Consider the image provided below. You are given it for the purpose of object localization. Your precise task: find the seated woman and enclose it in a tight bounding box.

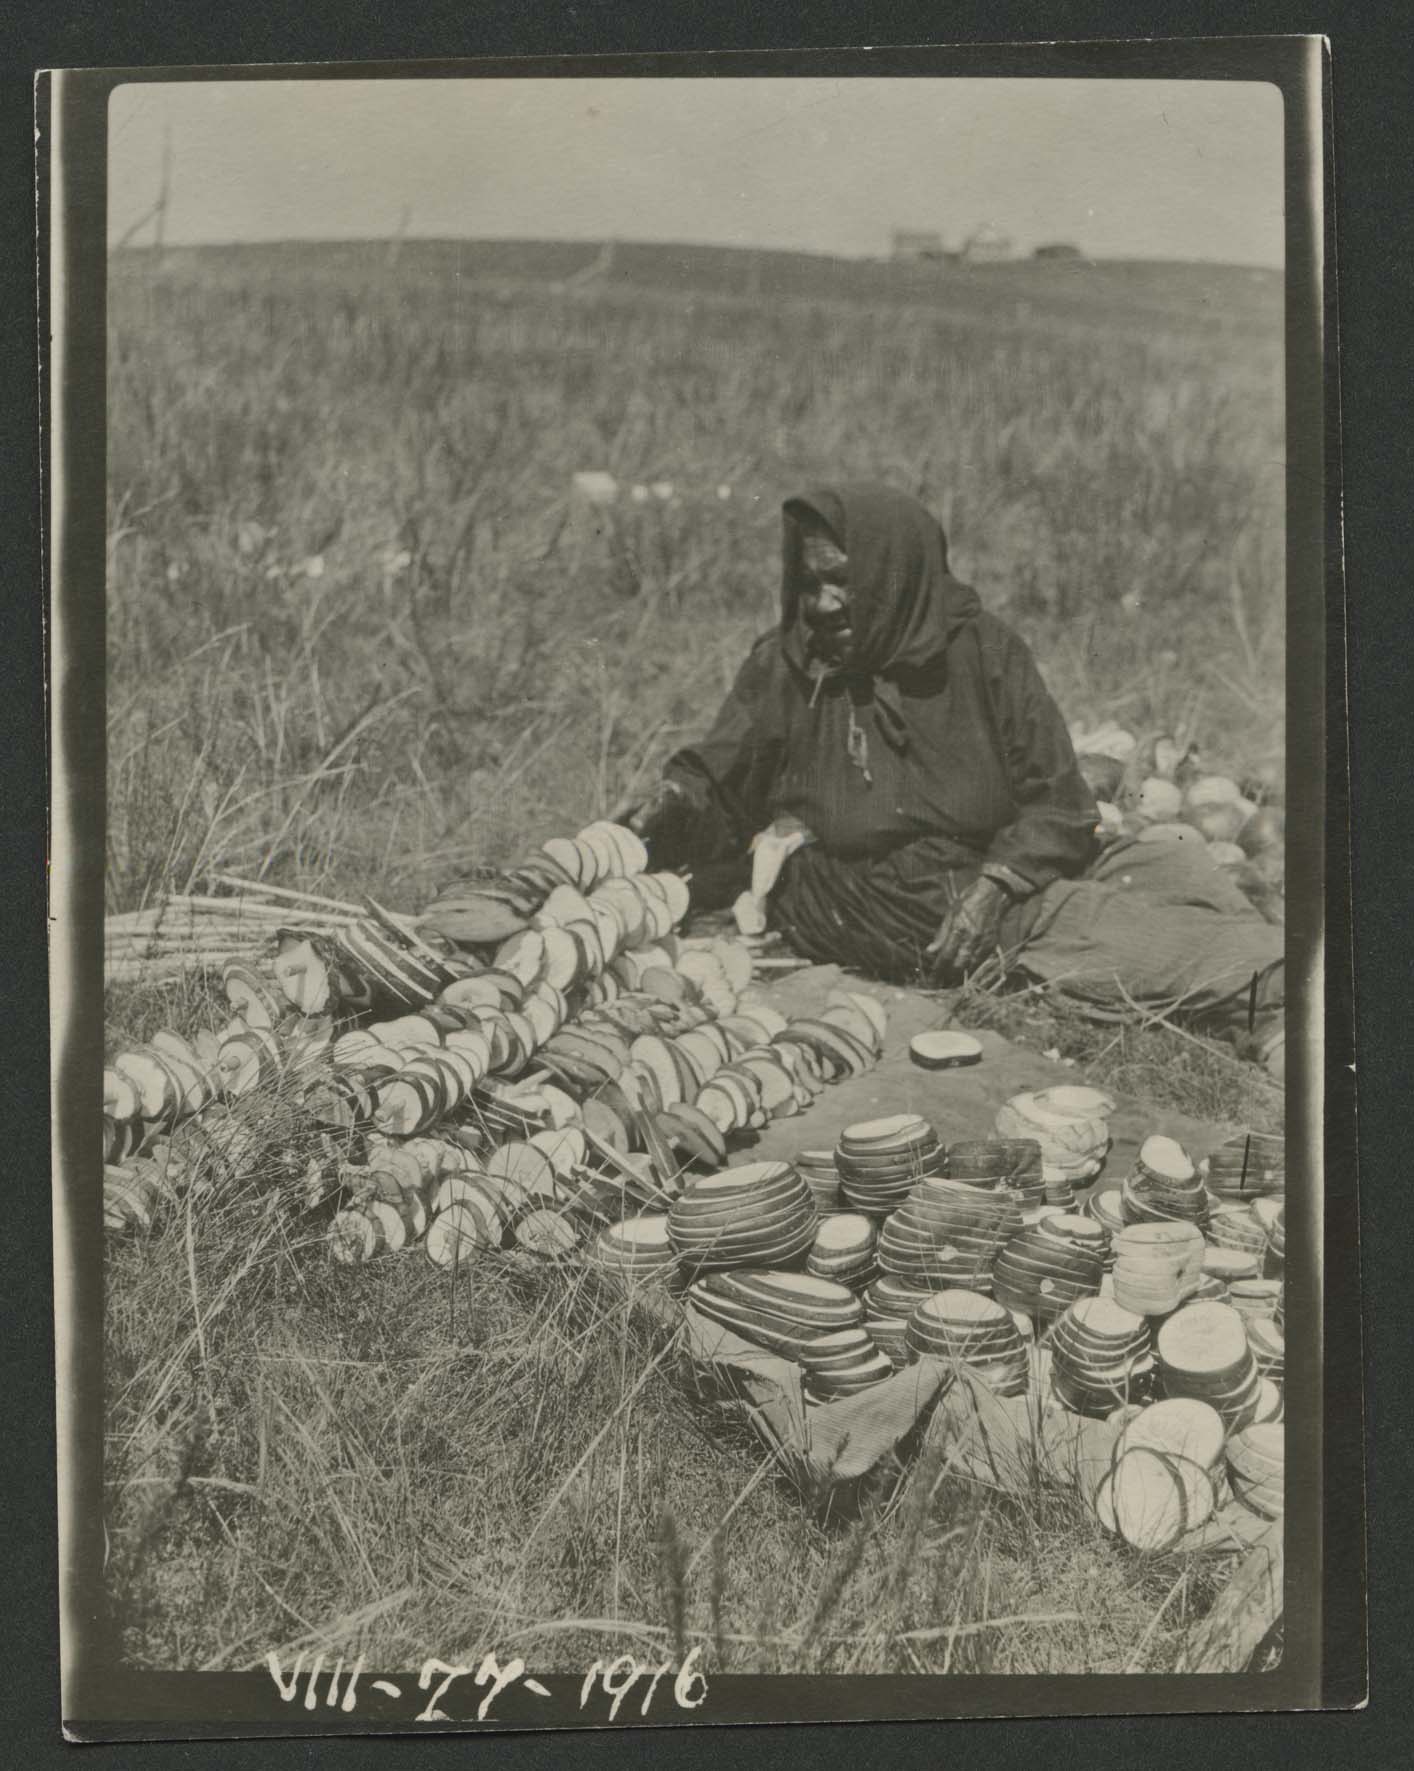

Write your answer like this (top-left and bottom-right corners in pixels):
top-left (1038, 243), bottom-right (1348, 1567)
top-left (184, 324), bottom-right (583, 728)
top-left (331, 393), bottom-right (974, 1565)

top-left (618, 484), bottom-right (1285, 1077)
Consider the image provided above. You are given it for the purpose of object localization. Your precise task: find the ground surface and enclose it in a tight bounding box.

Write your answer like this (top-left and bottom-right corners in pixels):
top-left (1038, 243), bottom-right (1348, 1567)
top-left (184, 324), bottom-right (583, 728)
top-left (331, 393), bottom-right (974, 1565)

top-left (747, 965), bottom-right (1233, 1176)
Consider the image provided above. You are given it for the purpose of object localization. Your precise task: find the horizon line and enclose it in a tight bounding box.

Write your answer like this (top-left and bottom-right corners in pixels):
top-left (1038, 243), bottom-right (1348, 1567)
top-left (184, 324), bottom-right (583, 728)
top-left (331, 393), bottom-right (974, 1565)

top-left (105, 233), bottom-right (1285, 273)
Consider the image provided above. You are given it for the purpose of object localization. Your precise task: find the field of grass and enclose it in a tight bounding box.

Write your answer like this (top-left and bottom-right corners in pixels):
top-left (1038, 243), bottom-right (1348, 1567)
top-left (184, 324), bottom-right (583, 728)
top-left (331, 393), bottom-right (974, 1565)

top-left (101, 239), bottom-right (1285, 1677)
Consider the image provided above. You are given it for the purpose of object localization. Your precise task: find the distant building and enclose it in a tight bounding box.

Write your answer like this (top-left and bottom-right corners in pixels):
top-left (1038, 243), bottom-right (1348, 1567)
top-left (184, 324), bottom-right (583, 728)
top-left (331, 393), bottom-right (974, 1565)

top-left (960, 224), bottom-right (1014, 264)
top-left (1033, 241), bottom-right (1084, 261)
top-left (891, 229), bottom-right (946, 262)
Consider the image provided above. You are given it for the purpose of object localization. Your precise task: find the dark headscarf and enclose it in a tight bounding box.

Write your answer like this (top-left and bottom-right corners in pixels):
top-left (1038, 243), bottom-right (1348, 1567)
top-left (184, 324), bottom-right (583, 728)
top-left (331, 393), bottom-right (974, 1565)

top-left (780, 484), bottom-right (981, 768)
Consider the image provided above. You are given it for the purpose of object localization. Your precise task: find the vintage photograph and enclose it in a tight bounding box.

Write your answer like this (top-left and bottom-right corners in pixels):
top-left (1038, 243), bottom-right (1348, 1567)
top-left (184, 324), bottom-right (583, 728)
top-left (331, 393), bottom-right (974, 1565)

top-left (50, 48), bottom-right (1337, 1730)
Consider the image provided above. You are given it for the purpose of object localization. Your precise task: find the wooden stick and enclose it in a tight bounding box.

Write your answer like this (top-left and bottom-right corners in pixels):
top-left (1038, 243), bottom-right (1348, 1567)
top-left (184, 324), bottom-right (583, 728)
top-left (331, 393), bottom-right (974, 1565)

top-left (208, 872), bottom-right (365, 916)
top-left (105, 933), bottom-right (257, 950)
top-left (105, 909), bottom-right (264, 930)
top-left (164, 895), bottom-right (352, 924)
top-left (106, 921), bottom-right (267, 940)
top-left (153, 898), bottom-right (294, 919)
top-left (107, 904), bottom-right (349, 935)
top-left (105, 942), bottom-right (269, 956)
top-left (105, 915), bottom-right (265, 934)
top-left (104, 958), bottom-right (243, 980)
top-left (105, 926), bottom-right (260, 943)
top-left (106, 942), bottom-right (253, 956)
top-left (105, 944), bottom-right (265, 959)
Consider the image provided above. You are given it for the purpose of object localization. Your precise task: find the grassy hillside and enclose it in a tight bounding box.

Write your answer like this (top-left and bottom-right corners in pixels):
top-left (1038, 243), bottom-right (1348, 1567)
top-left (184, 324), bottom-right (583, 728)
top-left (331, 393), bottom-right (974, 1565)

top-left (126, 238), bottom-right (1283, 339)
top-left (101, 238), bottom-right (1285, 1676)
top-left (106, 238), bottom-right (1283, 917)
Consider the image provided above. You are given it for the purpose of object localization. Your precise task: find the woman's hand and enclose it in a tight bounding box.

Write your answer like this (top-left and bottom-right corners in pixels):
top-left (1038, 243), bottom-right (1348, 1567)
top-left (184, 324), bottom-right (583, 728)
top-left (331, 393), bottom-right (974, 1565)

top-left (926, 875), bottom-right (1009, 976)
top-left (608, 778), bottom-right (686, 839)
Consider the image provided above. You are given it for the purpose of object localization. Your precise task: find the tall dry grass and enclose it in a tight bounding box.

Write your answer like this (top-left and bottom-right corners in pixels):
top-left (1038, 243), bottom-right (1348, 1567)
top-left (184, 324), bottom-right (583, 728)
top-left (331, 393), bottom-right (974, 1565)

top-left (106, 244), bottom-right (1283, 917)
top-left (102, 241), bottom-right (1285, 1674)
top-left (104, 1126), bottom-right (1235, 1675)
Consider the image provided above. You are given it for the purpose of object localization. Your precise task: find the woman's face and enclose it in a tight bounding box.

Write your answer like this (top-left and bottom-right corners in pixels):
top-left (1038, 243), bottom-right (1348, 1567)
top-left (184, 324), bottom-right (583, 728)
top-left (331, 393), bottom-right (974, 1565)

top-left (798, 528), bottom-right (854, 664)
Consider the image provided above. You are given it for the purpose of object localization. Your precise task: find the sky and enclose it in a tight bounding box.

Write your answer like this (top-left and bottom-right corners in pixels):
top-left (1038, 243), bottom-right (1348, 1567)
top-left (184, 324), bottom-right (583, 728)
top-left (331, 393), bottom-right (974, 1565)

top-left (108, 76), bottom-right (1285, 267)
